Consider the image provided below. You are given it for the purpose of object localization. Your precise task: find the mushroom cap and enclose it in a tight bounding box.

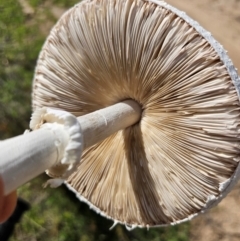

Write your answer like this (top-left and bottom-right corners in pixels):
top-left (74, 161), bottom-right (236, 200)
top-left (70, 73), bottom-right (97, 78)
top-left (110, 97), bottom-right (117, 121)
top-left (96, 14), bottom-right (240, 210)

top-left (32, 0), bottom-right (240, 228)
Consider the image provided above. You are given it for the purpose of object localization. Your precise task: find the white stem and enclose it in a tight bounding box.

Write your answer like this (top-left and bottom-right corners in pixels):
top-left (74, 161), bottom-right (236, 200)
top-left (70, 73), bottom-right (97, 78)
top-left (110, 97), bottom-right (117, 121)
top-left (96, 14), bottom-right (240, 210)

top-left (0, 100), bottom-right (141, 195)
top-left (0, 127), bottom-right (68, 195)
top-left (79, 99), bottom-right (141, 149)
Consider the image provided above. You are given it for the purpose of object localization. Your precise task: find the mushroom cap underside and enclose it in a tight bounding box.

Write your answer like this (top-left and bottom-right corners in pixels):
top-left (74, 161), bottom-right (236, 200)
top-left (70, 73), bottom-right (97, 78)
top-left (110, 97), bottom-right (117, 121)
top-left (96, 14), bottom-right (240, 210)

top-left (32, 0), bottom-right (240, 227)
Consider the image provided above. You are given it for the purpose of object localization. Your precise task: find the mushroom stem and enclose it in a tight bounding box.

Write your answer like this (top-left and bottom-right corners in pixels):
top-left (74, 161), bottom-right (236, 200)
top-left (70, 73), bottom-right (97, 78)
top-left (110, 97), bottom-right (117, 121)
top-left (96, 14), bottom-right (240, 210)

top-left (0, 128), bottom-right (69, 195)
top-left (79, 99), bottom-right (142, 149)
top-left (0, 100), bottom-right (141, 195)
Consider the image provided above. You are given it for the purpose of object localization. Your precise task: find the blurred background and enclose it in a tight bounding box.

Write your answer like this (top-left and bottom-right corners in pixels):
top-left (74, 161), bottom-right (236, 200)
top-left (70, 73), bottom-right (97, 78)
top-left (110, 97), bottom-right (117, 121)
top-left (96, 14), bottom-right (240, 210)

top-left (0, 0), bottom-right (240, 240)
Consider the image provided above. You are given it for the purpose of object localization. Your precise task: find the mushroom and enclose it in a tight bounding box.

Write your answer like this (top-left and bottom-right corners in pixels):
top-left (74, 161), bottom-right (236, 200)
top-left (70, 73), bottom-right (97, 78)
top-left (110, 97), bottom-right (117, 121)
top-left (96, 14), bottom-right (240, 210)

top-left (1, 0), bottom-right (240, 228)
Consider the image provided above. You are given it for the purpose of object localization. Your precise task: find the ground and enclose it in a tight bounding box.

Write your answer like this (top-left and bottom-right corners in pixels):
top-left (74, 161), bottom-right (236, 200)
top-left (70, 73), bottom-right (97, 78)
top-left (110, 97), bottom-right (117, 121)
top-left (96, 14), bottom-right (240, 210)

top-left (166, 0), bottom-right (240, 240)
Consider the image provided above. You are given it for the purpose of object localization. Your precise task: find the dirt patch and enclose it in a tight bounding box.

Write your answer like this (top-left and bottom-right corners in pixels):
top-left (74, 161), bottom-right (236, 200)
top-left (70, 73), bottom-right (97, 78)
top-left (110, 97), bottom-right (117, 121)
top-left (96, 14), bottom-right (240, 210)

top-left (18, 0), bottom-right (35, 16)
top-left (190, 182), bottom-right (240, 241)
top-left (18, 0), bottom-right (67, 35)
top-left (167, 0), bottom-right (240, 71)
top-left (166, 0), bottom-right (240, 240)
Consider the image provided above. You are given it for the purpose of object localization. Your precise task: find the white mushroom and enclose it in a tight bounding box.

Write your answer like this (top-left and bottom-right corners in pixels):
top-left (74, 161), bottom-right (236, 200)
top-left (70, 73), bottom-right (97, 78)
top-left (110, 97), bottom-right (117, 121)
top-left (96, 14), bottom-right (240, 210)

top-left (0, 0), bottom-right (240, 228)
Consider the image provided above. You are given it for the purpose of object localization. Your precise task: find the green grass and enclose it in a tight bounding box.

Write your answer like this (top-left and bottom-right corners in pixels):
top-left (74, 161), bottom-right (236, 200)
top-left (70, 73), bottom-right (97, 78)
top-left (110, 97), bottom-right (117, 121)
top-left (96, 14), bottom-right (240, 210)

top-left (0, 0), bottom-right (45, 138)
top-left (28, 0), bottom-right (46, 8)
top-left (1, 0), bottom-right (191, 240)
top-left (11, 175), bottom-right (190, 241)
top-left (52, 0), bottom-right (80, 8)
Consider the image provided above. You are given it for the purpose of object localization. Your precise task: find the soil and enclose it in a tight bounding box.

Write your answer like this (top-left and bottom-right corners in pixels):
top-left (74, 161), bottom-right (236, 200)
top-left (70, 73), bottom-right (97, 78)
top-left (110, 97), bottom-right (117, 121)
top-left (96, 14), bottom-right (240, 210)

top-left (166, 0), bottom-right (240, 240)
top-left (167, 0), bottom-right (240, 71)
